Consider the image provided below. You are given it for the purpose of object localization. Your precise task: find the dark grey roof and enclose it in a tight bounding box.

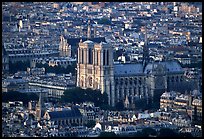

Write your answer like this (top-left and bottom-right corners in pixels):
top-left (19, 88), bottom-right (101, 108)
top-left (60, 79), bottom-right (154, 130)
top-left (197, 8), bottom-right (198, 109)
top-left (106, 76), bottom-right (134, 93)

top-left (114, 61), bottom-right (183, 76)
top-left (114, 63), bottom-right (143, 75)
top-left (48, 107), bottom-right (82, 119)
top-left (64, 37), bottom-right (106, 47)
top-left (144, 61), bottom-right (183, 74)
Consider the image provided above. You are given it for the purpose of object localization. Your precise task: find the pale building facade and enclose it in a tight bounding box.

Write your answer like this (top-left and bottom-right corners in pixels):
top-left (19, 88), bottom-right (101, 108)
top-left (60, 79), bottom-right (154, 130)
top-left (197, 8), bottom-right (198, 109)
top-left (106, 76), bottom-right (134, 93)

top-left (59, 35), bottom-right (71, 57)
top-left (77, 40), bottom-right (115, 106)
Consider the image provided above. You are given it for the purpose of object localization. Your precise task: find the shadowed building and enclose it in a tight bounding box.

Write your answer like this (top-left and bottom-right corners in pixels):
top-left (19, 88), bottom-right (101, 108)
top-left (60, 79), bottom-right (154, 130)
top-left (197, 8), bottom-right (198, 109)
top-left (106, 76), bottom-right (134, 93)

top-left (43, 106), bottom-right (84, 126)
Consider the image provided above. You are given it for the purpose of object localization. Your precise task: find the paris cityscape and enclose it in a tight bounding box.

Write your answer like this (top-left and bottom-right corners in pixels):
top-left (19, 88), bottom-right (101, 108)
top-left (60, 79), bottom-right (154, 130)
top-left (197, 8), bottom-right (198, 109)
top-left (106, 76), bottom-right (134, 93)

top-left (2, 2), bottom-right (202, 137)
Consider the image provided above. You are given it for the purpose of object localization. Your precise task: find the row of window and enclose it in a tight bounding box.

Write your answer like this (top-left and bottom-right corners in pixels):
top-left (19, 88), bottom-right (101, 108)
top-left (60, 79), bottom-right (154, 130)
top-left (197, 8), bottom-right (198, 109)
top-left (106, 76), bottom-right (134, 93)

top-left (115, 76), bottom-right (184, 85)
top-left (9, 54), bottom-right (49, 58)
top-left (8, 50), bottom-right (31, 54)
top-left (79, 48), bottom-right (110, 66)
top-left (53, 118), bottom-right (83, 125)
top-left (115, 87), bottom-right (148, 100)
top-left (49, 61), bottom-right (73, 65)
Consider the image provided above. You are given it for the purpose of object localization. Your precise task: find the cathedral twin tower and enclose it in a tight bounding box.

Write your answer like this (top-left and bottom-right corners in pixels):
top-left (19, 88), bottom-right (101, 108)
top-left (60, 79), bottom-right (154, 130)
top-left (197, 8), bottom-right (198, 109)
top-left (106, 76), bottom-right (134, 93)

top-left (76, 40), bottom-right (115, 106)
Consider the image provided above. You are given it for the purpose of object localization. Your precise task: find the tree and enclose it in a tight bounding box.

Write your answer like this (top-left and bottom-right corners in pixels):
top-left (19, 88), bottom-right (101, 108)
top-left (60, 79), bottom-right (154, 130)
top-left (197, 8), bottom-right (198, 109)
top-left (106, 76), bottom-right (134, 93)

top-left (9, 60), bottom-right (30, 74)
top-left (113, 49), bottom-right (125, 61)
top-left (2, 91), bottom-right (39, 106)
top-left (141, 127), bottom-right (157, 137)
top-left (115, 101), bottom-right (124, 111)
top-left (61, 87), bottom-right (109, 108)
top-left (85, 120), bottom-right (96, 128)
top-left (36, 62), bottom-right (77, 75)
top-left (159, 128), bottom-right (179, 137)
top-left (99, 132), bottom-right (118, 137)
top-left (98, 18), bottom-right (111, 25)
top-left (133, 131), bottom-right (144, 137)
top-left (179, 132), bottom-right (193, 137)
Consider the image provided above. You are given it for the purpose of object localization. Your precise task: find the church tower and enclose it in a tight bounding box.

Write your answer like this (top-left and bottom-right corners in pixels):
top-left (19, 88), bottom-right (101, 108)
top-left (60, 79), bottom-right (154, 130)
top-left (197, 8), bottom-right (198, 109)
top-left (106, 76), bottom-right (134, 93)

top-left (59, 35), bottom-right (71, 57)
top-left (77, 40), bottom-right (115, 106)
top-left (35, 92), bottom-right (42, 121)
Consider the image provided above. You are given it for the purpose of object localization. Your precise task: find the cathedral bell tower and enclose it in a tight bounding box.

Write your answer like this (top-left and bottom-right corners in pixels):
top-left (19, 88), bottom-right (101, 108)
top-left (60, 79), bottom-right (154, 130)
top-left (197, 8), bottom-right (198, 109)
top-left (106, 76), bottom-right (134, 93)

top-left (77, 40), bottom-right (115, 106)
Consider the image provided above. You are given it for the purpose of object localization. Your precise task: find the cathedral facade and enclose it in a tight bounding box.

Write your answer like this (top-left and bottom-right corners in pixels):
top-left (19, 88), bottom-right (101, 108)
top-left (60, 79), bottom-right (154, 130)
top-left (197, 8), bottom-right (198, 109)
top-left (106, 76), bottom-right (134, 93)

top-left (76, 40), bottom-right (115, 106)
top-left (77, 40), bottom-right (186, 108)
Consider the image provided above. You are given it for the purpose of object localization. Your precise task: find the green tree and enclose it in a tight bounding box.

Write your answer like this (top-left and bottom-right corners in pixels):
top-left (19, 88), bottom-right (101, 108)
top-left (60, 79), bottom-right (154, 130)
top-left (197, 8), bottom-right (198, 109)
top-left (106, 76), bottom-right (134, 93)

top-left (61, 87), bottom-right (109, 108)
top-left (36, 62), bottom-right (77, 75)
top-left (115, 101), bottom-right (124, 111)
top-left (85, 120), bottom-right (96, 128)
top-left (98, 18), bottom-right (111, 25)
top-left (159, 128), bottom-right (179, 137)
top-left (9, 60), bottom-right (30, 74)
top-left (2, 91), bottom-right (39, 106)
top-left (133, 131), bottom-right (144, 137)
top-left (99, 132), bottom-right (118, 137)
top-left (179, 132), bottom-right (193, 137)
top-left (141, 127), bottom-right (157, 137)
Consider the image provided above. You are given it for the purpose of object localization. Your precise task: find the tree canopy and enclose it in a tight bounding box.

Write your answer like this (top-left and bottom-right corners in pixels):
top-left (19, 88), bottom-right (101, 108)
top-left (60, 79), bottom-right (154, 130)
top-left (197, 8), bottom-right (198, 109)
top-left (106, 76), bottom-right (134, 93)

top-left (61, 87), bottom-right (108, 108)
top-left (98, 18), bottom-right (111, 25)
top-left (158, 128), bottom-right (179, 137)
top-left (36, 62), bottom-right (76, 75)
top-left (133, 127), bottom-right (157, 137)
top-left (2, 91), bottom-right (39, 106)
top-left (9, 60), bottom-right (30, 74)
top-left (99, 132), bottom-right (118, 137)
top-left (132, 127), bottom-right (192, 137)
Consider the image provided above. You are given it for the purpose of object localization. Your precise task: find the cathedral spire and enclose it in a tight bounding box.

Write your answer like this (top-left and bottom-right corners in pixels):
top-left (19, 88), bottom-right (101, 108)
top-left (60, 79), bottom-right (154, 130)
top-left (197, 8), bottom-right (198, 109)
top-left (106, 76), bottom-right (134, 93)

top-left (143, 24), bottom-right (149, 71)
top-left (124, 95), bottom-right (130, 108)
top-left (36, 92), bottom-right (41, 121)
top-left (87, 20), bottom-right (91, 38)
top-left (145, 24), bottom-right (147, 46)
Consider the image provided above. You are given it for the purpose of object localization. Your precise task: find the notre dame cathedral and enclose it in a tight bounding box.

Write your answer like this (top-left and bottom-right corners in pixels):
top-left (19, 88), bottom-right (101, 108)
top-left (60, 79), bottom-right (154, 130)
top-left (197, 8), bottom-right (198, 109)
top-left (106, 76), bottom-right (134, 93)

top-left (76, 21), bottom-right (189, 109)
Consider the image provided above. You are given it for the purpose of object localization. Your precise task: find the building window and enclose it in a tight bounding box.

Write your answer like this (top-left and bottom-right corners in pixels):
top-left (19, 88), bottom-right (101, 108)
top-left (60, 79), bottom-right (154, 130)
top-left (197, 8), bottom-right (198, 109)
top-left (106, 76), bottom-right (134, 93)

top-left (81, 49), bottom-right (84, 64)
top-left (172, 76), bottom-right (174, 82)
top-left (96, 50), bottom-right (99, 65)
top-left (81, 80), bottom-right (84, 87)
top-left (88, 48), bottom-right (93, 64)
top-left (103, 50), bottom-right (106, 65)
top-left (115, 79), bottom-right (118, 85)
top-left (107, 50), bottom-right (109, 65)
top-left (120, 78), bottom-right (123, 85)
top-left (98, 51), bottom-right (100, 65)
top-left (125, 78), bottom-right (128, 85)
top-left (134, 78), bottom-right (137, 85)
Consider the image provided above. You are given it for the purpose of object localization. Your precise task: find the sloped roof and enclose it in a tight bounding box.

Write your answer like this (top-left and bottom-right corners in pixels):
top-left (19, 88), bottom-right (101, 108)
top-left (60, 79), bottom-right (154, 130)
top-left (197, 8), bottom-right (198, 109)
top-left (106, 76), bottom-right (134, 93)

top-left (114, 63), bottom-right (143, 75)
top-left (64, 37), bottom-right (106, 47)
top-left (164, 46), bottom-right (189, 52)
top-left (48, 107), bottom-right (82, 119)
top-left (161, 61), bottom-right (183, 72)
top-left (144, 61), bottom-right (183, 73)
